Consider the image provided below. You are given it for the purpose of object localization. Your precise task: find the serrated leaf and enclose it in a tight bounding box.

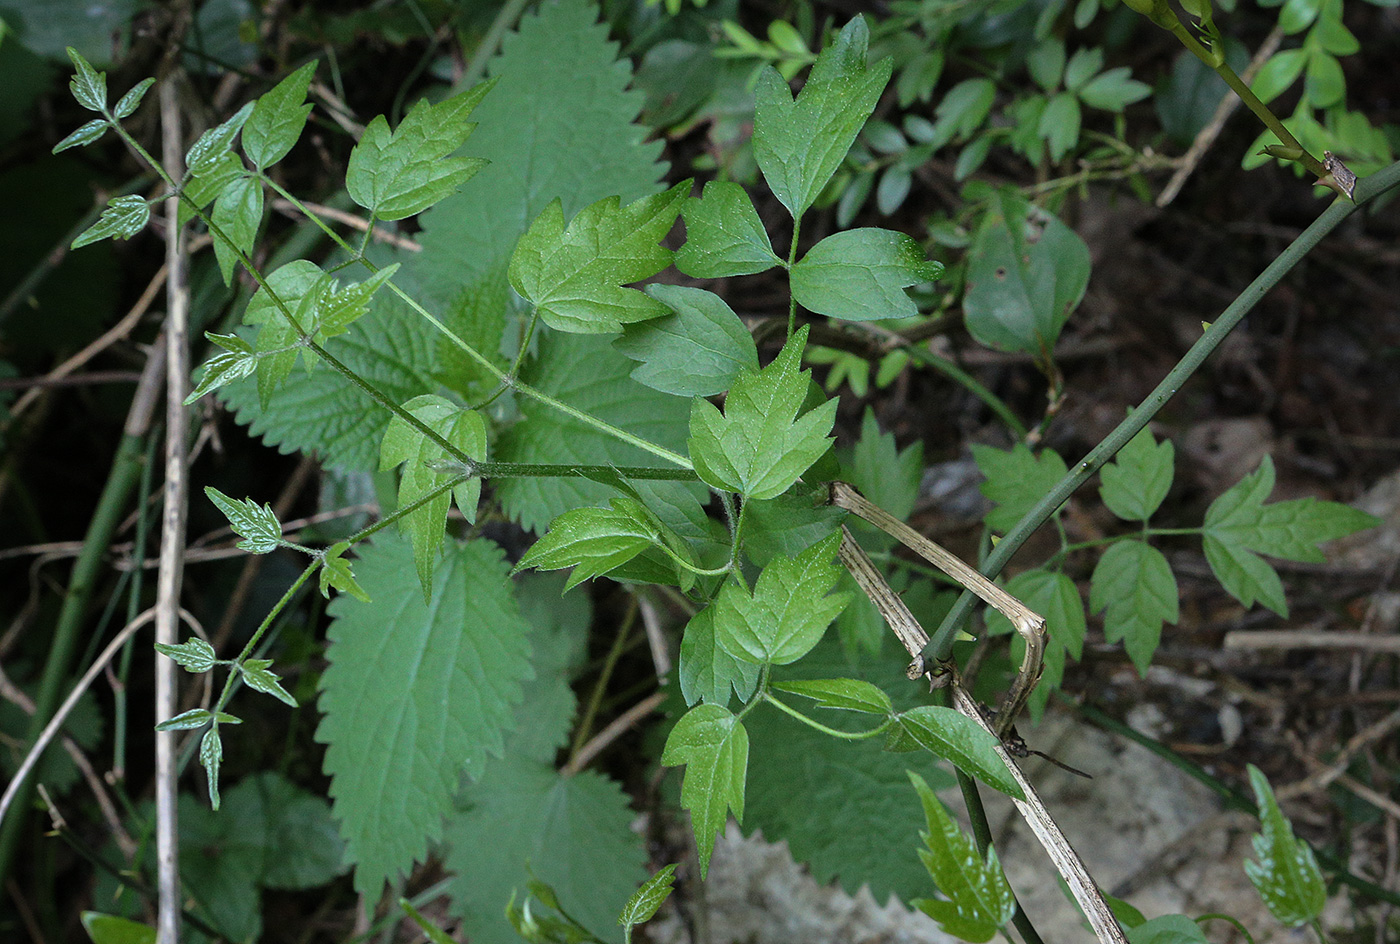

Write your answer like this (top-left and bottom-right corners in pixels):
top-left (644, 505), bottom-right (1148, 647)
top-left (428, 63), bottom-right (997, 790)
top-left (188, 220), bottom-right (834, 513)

top-left (205, 486), bottom-right (283, 553)
top-left (201, 725), bottom-right (224, 809)
top-left (909, 771), bottom-right (1015, 942)
top-left (346, 81), bottom-right (493, 220)
top-left (154, 638), bottom-right (218, 673)
top-left (53, 118), bottom-right (109, 153)
top-left (186, 345), bottom-right (258, 404)
top-left (239, 659), bottom-right (297, 707)
top-left (674, 180), bottom-right (781, 278)
top-left (1244, 764), bottom-right (1326, 927)
top-left (155, 708), bottom-right (216, 732)
top-left (317, 535), bottom-right (531, 897)
top-left (661, 703), bottom-right (749, 878)
top-left (1039, 91), bottom-right (1081, 162)
top-left (178, 151), bottom-right (245, 228)
top-left (1203, 456), bottom-right (1377, 616)
top-left (243, 60), bottom-right (317, 169)
top-left (963, 189), bottom-right (1090, 359)
top-left (1090, 540), bottom-right (1178, 675)
top-left (753, 17), bottom-right (893, 219)
top-left (72, 195), bottom-right (150, 249)
top-left (714, 532), bottom-right (849, 665)
top-left (1100, 425), bottom-right (1174, 521)
top-left (211, 174), bottom-right (262, 285)
top-left (380, 395), bottom-right (486, 598)
top-left (65, 47), bottom-right (106, 111)
top-left (679, 606), bottom-right (762, 707)
top-left (772, 678), bottom-right (893, 714)
top-left (186, 102), bottom-right (254, 177)
top-left (847, 408), bottom-right (923, 524)
top-left (515, 498), bottom-right (674, 591)
top-left (971, 443), bottom-right (1068, 532)
top-left (615, 285), bottom-right (759, 397)
top-left (790, 228), bottom-right (944, 322)
top-left (619, 864), bottom-right (677, 938)
top-left (689, 325), bottom-right (836, 499)
top-left (896, 707), bottom-right (1024, 800)
top-left (508, 181), bottom-right (688, 333)
top-left (113, 77), bottom-right (155, 120)
top-left (319, 543), bottom-right (371, 602)
top-left (444, 756), bottom-right (647, 944)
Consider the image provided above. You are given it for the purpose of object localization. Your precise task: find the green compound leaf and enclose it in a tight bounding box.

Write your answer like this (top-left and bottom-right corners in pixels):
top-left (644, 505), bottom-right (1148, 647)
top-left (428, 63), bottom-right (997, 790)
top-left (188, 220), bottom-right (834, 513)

top-left (971, 443), bottom-right (1068, 533)
top-left (847, 408), bottom-right (923, 525)
top-left (674, 180), bottom-right (781, 278)
top-left (1090, 540), bottom-right (1178, 676)
top-left (895, 706), bottom-right (1024, 800)
top-left (239, 659), bottom-right (297, 708)
top-left (752, 16), bottom-right (892, 220)
top-left (346, 80), bottom-right (493, 221)
top-left (985, 568), bottom-right (1085, 721)
top-left (678, 606), bottom-right (762, 708)
top-left (211, 174), bottom-right (262, 285)
top-left (772, 677), bottom-right (893, 714)
top-left (615, 285), bottom-right (759, 397)
top-left (64, 47), bottom-right (106, 111)
top-left (154, 638), bottom-right (218, 674)
top-left (1077, 67), bottom-right (1151, 111)
top-left (963, 188), bottom-right (1090, 359)
top-left (515, 495), bottom-right (695, 592)
top-left (909, 771), bottom-right (1015, 942)
top-left (444, 757), bottom-right (646, 944)
top-left (1244, 764), bottom-right (1326, 927)
top-left (379, 395), bottom-right (487, 599)
top-left (661, 703), bottom-right (749, 879)
top-left (242, 60), bottom-right (317, 170)
top-left (1203, 456), bottom-right (1377, 616)
top-left (317, 535), bottom-right (531, 897)
top-left (713, 532), bottom-right (850, 665)
top-left (72, 194), bottom-right (149, 249)
top-left (508, 181), bottom-right (689, 333)
top-left (688, 325), bottom-right (836, 500)
top-left (1100, 425), bottom-right (1175, 522)
top-left (619, 864), bottom-right (678, 943)
top-left (53, 117), bottom-right (109, 153)
top-left (204, 486), bottom-right (282, 554)
top-left (790, 228), bottom-right (944, 322)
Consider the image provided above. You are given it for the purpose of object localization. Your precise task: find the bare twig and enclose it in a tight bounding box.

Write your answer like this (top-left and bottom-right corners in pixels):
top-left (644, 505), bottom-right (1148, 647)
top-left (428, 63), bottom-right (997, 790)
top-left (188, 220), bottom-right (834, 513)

top-left (270, 198), bottom-right (421, 251)
top-left (1223, 630), bottom-right (1400, 653)
top-left (561, 692), bottom-right (667, 776)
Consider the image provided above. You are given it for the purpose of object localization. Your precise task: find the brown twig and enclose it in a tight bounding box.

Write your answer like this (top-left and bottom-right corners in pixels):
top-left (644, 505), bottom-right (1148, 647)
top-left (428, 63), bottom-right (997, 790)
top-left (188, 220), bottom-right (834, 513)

top-left (560, 692), bottom-right (668, 776)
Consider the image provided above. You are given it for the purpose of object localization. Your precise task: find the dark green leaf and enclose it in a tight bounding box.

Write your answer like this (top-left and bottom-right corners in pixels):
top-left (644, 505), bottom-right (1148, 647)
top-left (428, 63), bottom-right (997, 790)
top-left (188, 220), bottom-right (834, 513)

top-left (790, 228), bottom-right (943, 321)
top-left (615, 285), bottom-right (759, 397)
top-left (72, 195), bottom-right (149, 249)
top-left (65, 46), bottom-right (105, 111)
top-left (714, 532), bottom-right (849, 665)
top-left (154, 638), bottom-right (218, 673)
top-left (971, 443), bottom-right (1068, 533)
top-left (618, 864), bottom-right (678, 938)
top-left (205, 486), bottom-right (282, 553)
top-left (239, 659), bottom-right (297, 707)
top-left (112, 77), bottom-right (155, 120)
top-left (896, 706), bottom-right (1024, 800)
top-left (846, 408), bottom-right (923, 524)
top-left (1244, 764), bottom-right (1326, 926)
top-left (243, 60), bottom-right (317, 169)
top-left (211, 174), bottom-right (262, 285)
top-left (675, 180), bottom-right (781, 278)
top-left (1100, 425), bottom-right (1174, 522)
top-left (516, 496), bottom-right (693, 591)
top-left (661, 703), bottom-right (749, 878)
top-left (186, 102), bottom-right (254, 177)
top-left (53, 118), bottom-right (109, 153)
top-left (201, 725), bottom-right (224, 809)
top-left (1090, 540), bottom-right (1178, 675)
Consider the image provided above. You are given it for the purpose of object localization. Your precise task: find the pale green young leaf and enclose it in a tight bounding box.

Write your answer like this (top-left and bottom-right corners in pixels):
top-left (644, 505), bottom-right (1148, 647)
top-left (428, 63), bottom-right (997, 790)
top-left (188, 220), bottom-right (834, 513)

top-left (211, 174), bottom-right (262, 285)
top-left (714, 532), bottom-right (850, 665)
top-left (72, 195), bottom-right (150, 249)
top-left (65, 47), bottom-right (106, 111)
top-left (346, 81), bottom-right (493, 220)
top-left (985, 569), bottom-right (1084, 720)
top-left (508, 180), bottom-right (689, 333)
top-left (772, 678), bottom-right (893, 714)
top-left (205, 486), bottom-right (282, 553)
top-left (615, 285), bottom-right (759, 397)
top-left (661, 703), bottom-right (749, 878)
top-left (315, 263), bottom-right (401, 339)
top-left (1203, 456), bottom-right (1377, 616)
top-left (53, 118), bottom-right (109, 153)
top-left (1090, 540), bottom-right (1178, 675)
top-left (113, 77), bottom-right (156, 120)
top-left (379, 395), bottom-right (487, 598)
top-left (201, 725), bottom-right (224, 809)
top-left (154, 638), bottom-right (218, 674)
top-left (909, 771), bottom-right (1015, 942)
top-left (155, 708), bottom-right (216, 732)
top-left (1100, 425), bottom-right (1174, 522)
top-left (186, 346), bottom-right (258, 404)
top-left (971, 443), bottom-right (1068, 532)
top-left (619, 864), bottom-right (678, 942)
top-left (896, 707), bottom-right (1024, 800)
top-left (319, 543), bottom-right (371, 602)
top-left (242, 60), bottom-right (317, 170)
top-left (515, 500), bottom-right (664, 591)
top-left (679, 606), bottom-right (762, 707)
top-left (317, 535), bottom-right (531, 897)
top-left (1077, 67), bottom-right (1151, 111)
top-left (186, 101), bottom-right (254, 177)
top-left (239, 659), bottom-right (297, 707)
top-left (674, 180), bottom-right (782, 278)
top-left (1039, 91), bottom-right (1081, 162)
top-left (752, 16), bottom-right (893, 219)
top-left (688, 325), bottom-right (837, 499)
top-left (1064, 47), bottom-right (1104, 91)
top-left (790, 228), bottom-right (944, 321)
top-left (1244, 764), bottom-right (1326, 926)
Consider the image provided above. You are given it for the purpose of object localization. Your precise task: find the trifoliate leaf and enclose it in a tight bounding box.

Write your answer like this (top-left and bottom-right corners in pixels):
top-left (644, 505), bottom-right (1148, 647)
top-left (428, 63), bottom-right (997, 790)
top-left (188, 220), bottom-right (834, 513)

top-left (1203, 456), bottom-right (1377, 616)
top-left (239, 659), bottom-right (297, 707)
top-left (154, 638), bottom-right (218, 674)
top-left (679, 606), bottom-right (762, 707)
top-left (909, 771), bottom-right (1015, 942)
top-left (619, 864), bottom-right (678, 941)
top-left (72, 195), bottom-right (149, 249)
top-left (713, 532), bottom-right (849, 665)
top-left (316, 535), bottom-right (531, 897)
top-left (515, 495), bottom-right (695, 592)
top-left (689, 325), bottom-right (836, 499)
top-left (319, 543), bottom-right (371, 602)
top-left (508, 182), bottom-right (688, 333)
top-left (380, 395), bottom-right (486, 598)
top-left (674, 180), bottom-right (781, 278)
top-left (1090, 540), bottom-right (1178, 675)
top-left (204, 486), bottom-right (282, 554)
top-left (971, 443), bottom-right (1068, 533)
top-left (615, 285), bottom-right (759, 397)
top-left (1244, 764), bottom-right (1326, 927)
top-left (772, 678), bottom-right (893, 714)
top-left (242, 60), bottom-right (317, 170)
top-left (752, 17), bottom-right (892, 219)
top-left (790, 228), bottom-right (943, 321)
top-left (1100, 425), bottom-right (1174, 522)
top-left (895, 706), bottom-right (1023, 800)
top-left (346, 81), bottom-right (493, 221)
top-left (661, 703), bottom-right (749, 878)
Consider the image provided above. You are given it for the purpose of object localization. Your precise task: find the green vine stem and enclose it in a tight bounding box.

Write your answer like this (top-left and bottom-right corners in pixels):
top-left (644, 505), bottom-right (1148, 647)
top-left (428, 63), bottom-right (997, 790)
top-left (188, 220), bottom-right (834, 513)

top-left (922, 158), bottom-right (1400, 666)
top-left (761, 693), bottom-right (891, 740)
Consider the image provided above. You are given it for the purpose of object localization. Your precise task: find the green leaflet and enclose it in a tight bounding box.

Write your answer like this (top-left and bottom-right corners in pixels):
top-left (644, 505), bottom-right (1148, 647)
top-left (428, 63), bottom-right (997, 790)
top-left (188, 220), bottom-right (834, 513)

top-left (316, 535), bottom-right (531, 897)
top-left (752, 16), bottom-right (893, 219)
top-left (1203, 456), bottom-right (1377, 615)
top-left (210, 173), bottom-right (262, 285)
top-left (846, 408), bottom-right (923, 526)
top-left (971, 442), bottom-right (1068, 532)
top-left (790, 228), bottom-right (944, 321)
top-left (1100, 425), bottom-right (1175, 522)
top-left (984, 568), bottom-right (1085, 720)
top-left (772, 678), bottom-right (893, 714)
top-left (661, 703), bottom-right (749, 878)
top-left (674, 180), bottom-right (781, 278)
top-left (508, 182), bottom-right (690, 333)
top-left (1091, 540), bottom-right (1178, 675)
top-left (514, 495), bottom-right (697, 592)
top-left (204, 485), bottom-right (282, 554)
top-left (619, 865), bottom-right (678, 944)
top-left (242, 60), bottom-right (317, 170)
top-left (1244, 765), bottom-right (1326, 927)
top-left (688, 325), bottom-right (837, 500)
top-left (615, 284), bottom-right (759, 397)
top-left (894, 707), bottom-right (1023, 800)
top-left (678, 606), bottom-right (762, 707)
top-left (1125, 914), bottom-right (1210, 944)
top-left (909, 772), bottom-right (1015, 942)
